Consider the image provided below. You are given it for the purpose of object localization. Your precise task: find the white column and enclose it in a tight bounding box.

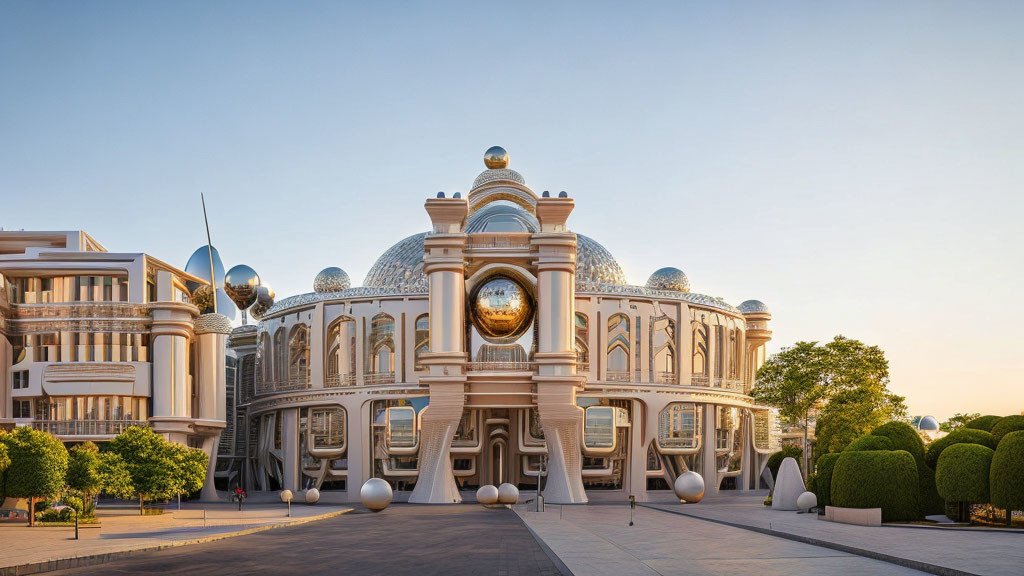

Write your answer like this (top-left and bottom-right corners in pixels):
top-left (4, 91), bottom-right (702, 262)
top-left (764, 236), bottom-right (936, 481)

top-left (281, 408), bottom-right (300, 492)
top-left (702, 403), bottom-right (719, 497)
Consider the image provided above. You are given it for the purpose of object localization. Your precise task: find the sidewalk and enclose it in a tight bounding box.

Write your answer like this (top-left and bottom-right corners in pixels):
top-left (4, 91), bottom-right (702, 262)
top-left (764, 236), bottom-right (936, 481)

top-left (0, 502), bottom-right (351, 575)
top-left (643, 494), bottom-right (1024, 576)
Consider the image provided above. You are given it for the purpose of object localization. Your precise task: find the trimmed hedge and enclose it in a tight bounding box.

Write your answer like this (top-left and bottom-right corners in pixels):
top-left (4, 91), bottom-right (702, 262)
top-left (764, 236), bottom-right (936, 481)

top-left (965, 415), bottom-right (1002, 432)
top-left (831, 450), bottom-right (919, 522)
top-left (925, 428), bottom-right (996, 469)
top-left (767, 445), bottom-right (802, 481)
top-left (814, 453), bottom-right (841, 508)
top-left (871, 421), bottom-right (926, 467)
top-left (990, 415), bottom-right (1024, 445)
top-left (991, 430), bottom-right (1024, 512)
top-left (936, 443), bottom-right (994, 504)
top-left (918, 461), bottom-right (946, 516)
top-left (845, 435), bottom-right (894, 452)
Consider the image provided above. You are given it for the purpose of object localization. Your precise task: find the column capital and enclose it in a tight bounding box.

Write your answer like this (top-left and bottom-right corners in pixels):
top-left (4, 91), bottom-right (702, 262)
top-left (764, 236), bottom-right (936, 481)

top-left (424, 198), bottom-right (469, 234)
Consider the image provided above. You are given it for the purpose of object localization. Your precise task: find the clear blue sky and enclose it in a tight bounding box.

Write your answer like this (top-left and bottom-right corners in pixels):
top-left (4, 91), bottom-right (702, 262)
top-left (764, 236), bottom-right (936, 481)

top-left (2, 1), bottom-right (1022, 420)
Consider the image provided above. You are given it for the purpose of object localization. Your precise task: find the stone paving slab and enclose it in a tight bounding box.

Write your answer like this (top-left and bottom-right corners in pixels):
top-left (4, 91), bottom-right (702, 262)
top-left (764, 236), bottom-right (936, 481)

top-left (644, 495), bottom-right (1024, 576)
top-left (0, 503), bottom-right (351, 574)
top-left (517, 503), bottom-right (925, 576)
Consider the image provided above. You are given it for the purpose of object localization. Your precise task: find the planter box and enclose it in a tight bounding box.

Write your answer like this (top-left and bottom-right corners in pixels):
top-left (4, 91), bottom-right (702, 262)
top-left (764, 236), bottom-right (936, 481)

top-left (824, 506), bottom-right (881, 527)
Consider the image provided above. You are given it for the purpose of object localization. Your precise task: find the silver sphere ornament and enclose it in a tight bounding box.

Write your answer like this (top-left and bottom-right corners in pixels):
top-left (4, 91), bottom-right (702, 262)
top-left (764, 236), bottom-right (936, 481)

top-left (314, 267), bottom-right (350, 293)
top-left (797, 491), bottom-right (817, 512)
top-left (646, 267), bottom-right (691, 293)
top-left (476, 485), bottom-right (499, 506)
top-left (360, 478), bottom-right (393, 512)
top-left (224, 264), bottom-right (261, 310)
top-left (484, 146), bottom-right (509, 169)
top-left (673, 471), bottom-right (705, 503)
top-left (305, 488), bottom-right (320, 504)
top-left (497, 483), bottom-right (520, 505)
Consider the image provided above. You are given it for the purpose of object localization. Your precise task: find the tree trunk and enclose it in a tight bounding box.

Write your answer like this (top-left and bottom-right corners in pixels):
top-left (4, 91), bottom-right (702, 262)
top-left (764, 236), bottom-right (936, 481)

top-left (28, 497), bottom-right (35, 527)
top-left (802, 411), bottom-right (809, 480)
top-left (139, 493), bottom-right (144, 516)
top-left (1008, 509), bottom-right (1013, 527)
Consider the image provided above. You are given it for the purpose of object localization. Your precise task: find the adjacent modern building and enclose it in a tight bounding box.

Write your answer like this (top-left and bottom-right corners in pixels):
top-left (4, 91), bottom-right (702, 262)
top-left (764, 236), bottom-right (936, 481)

top-left (223, 147), bottom-right (781, 504)
top-left (0, 231), bottom-right (229, 499)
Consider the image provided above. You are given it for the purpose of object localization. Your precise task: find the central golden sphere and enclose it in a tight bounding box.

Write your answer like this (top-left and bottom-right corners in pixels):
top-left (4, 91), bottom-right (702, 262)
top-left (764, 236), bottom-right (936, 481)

top-left (472, 276), bottom-right (533, 339)
top-left (483, 146), bottom-right (509, 169)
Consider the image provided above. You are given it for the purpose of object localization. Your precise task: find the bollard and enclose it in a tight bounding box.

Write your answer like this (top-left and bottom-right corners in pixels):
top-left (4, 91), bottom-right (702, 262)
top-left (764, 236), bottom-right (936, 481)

top-left (629, 495), bottom-right (635, 526)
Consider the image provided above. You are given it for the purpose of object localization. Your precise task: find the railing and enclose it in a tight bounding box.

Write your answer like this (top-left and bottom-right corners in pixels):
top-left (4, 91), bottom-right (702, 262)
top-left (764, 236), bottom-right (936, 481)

top-left (364, 371), bottom-right (396, 384)
top-left (606, 370), bottom-right (632, 383)
top-left (30, 420), bottom-right (147, 436)
top-left (12, 303), bottom-right (151, 319)
top-left (690, 375), bottom-right (710, 387)
top-left (465, 235), bottom-right (533, 250)
top-left (713, 378), bottom-right (744, 391)
top-left (466, 362), bottom-right (534, 372)
top-left (575, 362), bottom-right (590, 373)
top-left (654, 371), bottom-right (677, 384)
top-left (324, 373), bottom-right (358, 388)
top-left (255, 374), bottom-right (312, 395)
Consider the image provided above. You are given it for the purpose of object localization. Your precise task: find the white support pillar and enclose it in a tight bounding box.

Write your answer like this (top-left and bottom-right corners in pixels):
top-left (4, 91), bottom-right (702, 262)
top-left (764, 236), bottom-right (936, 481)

top-left (281, 408), bottom-right (300, 492)
top-left (196, 313), bottom-right (231, 501)
top-left (410, 196), bottom-right (469, 504)
top-left (703, 403), bottom-right (719, 497)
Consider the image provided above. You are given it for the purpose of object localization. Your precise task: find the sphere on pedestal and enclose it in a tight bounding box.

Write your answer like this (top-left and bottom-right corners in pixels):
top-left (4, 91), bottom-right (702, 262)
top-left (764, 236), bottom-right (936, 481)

top-left (360, 478), bottom-right (393, 512)
top-left (497, 483), bottom-right (519, 504)
top-left (305, 488), bottom-right (320, 504)
top-left (797, 491), bottom-right (817, 512)
top-left (476, 484), bottom-right (499, 505)
top-left (280, 489), bottom-right (293, 503)
top-left (224, 264), bottom-right (261, 310)
top-left (673, 471), bottom-right (705, 503)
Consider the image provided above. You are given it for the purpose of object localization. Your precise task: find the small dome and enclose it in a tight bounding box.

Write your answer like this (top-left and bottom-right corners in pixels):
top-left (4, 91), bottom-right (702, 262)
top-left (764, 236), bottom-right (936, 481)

top-left (465, 203), bottom-right (539, 234)
top-left (363, 233), bottom-right (429, 293)
top-left (646, 267), bottom-right (691, 293)
top-left (471, 168), bottom-right (526, 190)
top-left (918, 416), bottom-right (940, 431)
top-left (314, 267), bottom-right (351, 293)
top-left (484, 146), bottom-right (509, 169)
top-left (738, 300), bottom-right (770, 314)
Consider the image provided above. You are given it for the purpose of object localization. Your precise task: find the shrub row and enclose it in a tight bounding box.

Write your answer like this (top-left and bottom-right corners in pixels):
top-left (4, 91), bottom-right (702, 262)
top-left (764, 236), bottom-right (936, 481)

top-left (831, 450), bottom-right (919, 522)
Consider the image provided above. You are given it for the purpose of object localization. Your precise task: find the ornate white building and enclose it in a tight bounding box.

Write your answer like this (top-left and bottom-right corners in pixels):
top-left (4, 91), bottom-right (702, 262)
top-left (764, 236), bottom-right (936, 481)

top-left (226, 147), bottom-right (780, 504)
top-left (0, 231), bottom-right (229, 499)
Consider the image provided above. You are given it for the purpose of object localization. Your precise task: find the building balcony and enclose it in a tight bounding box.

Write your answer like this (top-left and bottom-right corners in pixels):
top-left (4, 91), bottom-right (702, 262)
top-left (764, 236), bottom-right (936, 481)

top-left (255, 373), bottom-right (311, 395)
top-left (466, 361), bottom-right (534, 372)
top-left (606, 370), bottom-right (632, 383)
top-left (12, 302), bottom-right (150, 320)
top-left (363, 371), bottom-right (396, 385)
top-left (324, 373), bottom-right (358, 388)
top-left (28, 419), bottom-right (147, 438)
top-left (690, 375), bottom-right (710, 387)
top-left (654, 371), bottom-right (678, 384)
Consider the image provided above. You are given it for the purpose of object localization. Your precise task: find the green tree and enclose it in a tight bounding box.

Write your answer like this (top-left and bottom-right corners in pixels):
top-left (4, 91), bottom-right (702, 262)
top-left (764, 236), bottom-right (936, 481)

top-left (0, 427), bottom-right (69, 526)
top-left (940, 413), bottom-right (981, 433)
top-left (990, 430), bottom-right (1024, 521)
top-left (109, 427), bottom-right (181, 515)
top-left (97, 452), bottom-right (136, 500)
top-left (66, 442), bottom-right (104, 515)
top-left (935, 443), bottom-right (993, 522)
top-left (169, 442), bottom-right (209, 499)
top-left (814, 387), bottom-right (906, 458)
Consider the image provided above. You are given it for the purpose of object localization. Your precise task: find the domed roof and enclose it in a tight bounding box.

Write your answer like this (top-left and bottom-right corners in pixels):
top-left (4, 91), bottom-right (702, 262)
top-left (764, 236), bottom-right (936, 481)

top-left (362, 233), bottom-right (430, 293)
top-left (576, 234), bottom-right (627, 285)
top-left (471, 168), bottom-right (527, 191)
top-left (917, 416), bottom-right (940, 431)
top-left (465, 203), bottom-right (539, 234)
top-left (314, 267), bottom-right (351, 293)
top-left (646, 267), bottom-right (691, 293)
top-left (738, 300), bottom-right (770, 314)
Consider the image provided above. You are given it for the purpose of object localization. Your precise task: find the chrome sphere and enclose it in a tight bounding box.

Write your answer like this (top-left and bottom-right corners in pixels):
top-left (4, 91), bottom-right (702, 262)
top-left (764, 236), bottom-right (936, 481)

top-left (918, 415), bottom-right (940, 431)
top-left (476, 484), bottom-right (499, 506)
top-left (314, 267), bottom-right (351, 293)
top-left (484, 146), bottom-right (509, 169)
top-left (305, 488), bottom-right (320, 504)
top-left (646, 267), bottom-right (691, 293)
top-left (797, 491), bottom-right (817, 512)
top-left (250, 285), bottom-right (275, 320)
top-left (224, 264), bottom-right (261, 310)
top-left (360, 478), bottom-right (393, 512)
top-left (184, 245), bottom-right (226, 292)
top-left (191, 284), bottom-right (216, 313)
top-left (471, 276), bottom-right (533, 340)
top-left (497, 483), bottom-right (519, 505)
top-left (280, 489), bottom-right (293, 503)
top-left (673, 471), bottom-right (705, 503)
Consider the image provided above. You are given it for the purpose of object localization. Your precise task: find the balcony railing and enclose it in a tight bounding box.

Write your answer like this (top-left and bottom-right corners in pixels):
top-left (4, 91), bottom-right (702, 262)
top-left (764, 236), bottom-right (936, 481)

top-left (575, 362), bottom-right (590, 373)
top-left (30, 420), bottom-right (147, 436)
top-left (12, 303), bottom-right (151, 319)
top-left (325, 373), bottom-right (358, 388)
top-left (606, 370), bottom-right (632, 383)
top-left (363, 371), bottom-right (396, 384)
top-left (465, 235), bottom-right (533, 250)
top-left (466, 362), bottom-right (535, 372)
top-left (654, 371), bottom-right (678, 384)
top-left (690, 375), bottom-right (710, 387)
top-left (714, 378), bottom-right (744, 391)
top-left (255, 373), bottom-right (312, 395)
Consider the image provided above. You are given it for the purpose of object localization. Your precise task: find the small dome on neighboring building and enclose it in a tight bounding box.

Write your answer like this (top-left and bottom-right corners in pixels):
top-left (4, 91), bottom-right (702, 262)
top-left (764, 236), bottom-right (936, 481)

top-left (646, 267), bottom-right (691, 293)
top-left (918, 416), bottom-right (940, 431)
top-left (465, 203), bottom-right (539, 234)
top-left (314, 267), bottom-right (351, 293)
top-left (738, 300), bottom-right (770, 315)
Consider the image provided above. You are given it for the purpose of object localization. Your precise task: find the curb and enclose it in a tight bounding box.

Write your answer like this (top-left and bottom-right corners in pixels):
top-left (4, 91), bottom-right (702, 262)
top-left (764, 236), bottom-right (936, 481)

top-left (515, 511), bottom-right (575, 576)
top-left (640, 504), bottom-right (980, 576)
top-left (0, 509), bottom-right (350, 576)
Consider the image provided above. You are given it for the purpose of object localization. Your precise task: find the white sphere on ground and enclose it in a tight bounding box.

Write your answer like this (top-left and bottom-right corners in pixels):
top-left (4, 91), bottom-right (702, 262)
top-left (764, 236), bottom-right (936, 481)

top-left (280, 489), bottom-right (293, 503)
top-left (797, 491), bottom-right (817, 511)
top-left (360, 478), bottom-right (394, 512)
top-left (305, 488), bottom-right (320, 504)
top-left (673, 471), bottom-right (705, 503)
top-left (476, 484), bottom-right (499, 505)
top-left (497, 483), bottom-right (520, 504)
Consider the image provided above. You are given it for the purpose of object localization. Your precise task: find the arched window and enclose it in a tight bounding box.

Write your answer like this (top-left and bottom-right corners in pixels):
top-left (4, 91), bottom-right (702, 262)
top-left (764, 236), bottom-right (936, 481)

top-left (652, 316), bottom-right (676, 384)
top-left (288, 324), bottom-right (310, 388)
top-left (365, 313), bottom-right (395, 383)
top-left (325, 316), bottom-right (356, 387)
top-left (606, 313), bottom-right (630, 381)
top-left (274, 328), bottom-right (287, 384)
top-left (691, 321), bottom-right (708, 382)
top-left (414, 314), bottom-right (429, 369)
top-left (575, 313), bottom-right (589, 369)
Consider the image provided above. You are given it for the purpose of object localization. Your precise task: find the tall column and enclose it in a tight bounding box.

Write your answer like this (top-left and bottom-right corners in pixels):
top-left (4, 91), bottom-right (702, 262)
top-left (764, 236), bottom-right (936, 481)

top-left (702, 403), bottom-right (719, 497)
top-left (149, 294), bottom-right (199, 445)
top-left (281, 407), bottom-right (300, 492)
top-left (410, 196), bottom-right (468, 504)
top-left (195, 313), bottom-right (231, 501)
top-left (534, 195), bottom-right (587, 504)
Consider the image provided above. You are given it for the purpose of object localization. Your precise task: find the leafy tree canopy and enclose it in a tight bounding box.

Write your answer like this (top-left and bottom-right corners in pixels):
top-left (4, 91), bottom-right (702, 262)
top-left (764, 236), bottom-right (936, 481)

top-left (67, 442), bottom-right (104, 496)
top-left (940, 413), bottom-right (981, 433)
top-left (1, 426), bottom-right (68, 501)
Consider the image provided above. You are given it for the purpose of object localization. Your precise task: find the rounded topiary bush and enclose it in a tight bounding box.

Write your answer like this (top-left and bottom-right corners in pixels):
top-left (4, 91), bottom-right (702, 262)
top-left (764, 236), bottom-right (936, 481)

top-left (936, 443), bottom-right (994, 504)
top-left (925, 428), bottom-right (996, 469)
top-left (990, 415), bottom-right (1024, 445)
top-left (845, 435), bottom-right (894, 452)
top-left (965, 415), bottom-right (1002, 432)
top-left (918, 461), bottom-right (946, 516)
top-left (814, 452), bottom-right (841, 508)
top-left (991, 430), bottom-right (1024, 512)
top-left (831, 450), bottom-right (919, 522)
top-left (871, 421), bottom-right (926, 467)
top-left (767, 445), bottom-right (802, 481)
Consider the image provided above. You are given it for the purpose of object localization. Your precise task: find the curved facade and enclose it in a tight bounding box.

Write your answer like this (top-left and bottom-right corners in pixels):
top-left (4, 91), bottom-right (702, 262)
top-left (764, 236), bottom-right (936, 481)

top-left (226, 149), bottom-right (779, 503)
